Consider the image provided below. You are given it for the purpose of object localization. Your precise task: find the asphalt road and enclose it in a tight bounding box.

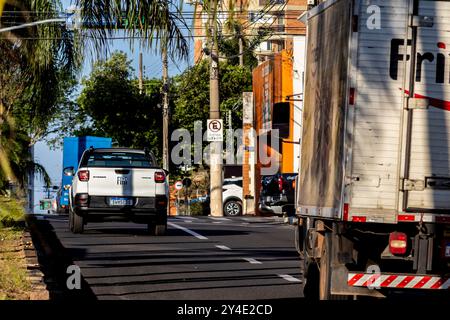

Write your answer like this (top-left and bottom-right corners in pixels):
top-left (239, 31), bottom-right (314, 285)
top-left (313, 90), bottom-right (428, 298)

top-left (42, 214), bottom-right (304, 300)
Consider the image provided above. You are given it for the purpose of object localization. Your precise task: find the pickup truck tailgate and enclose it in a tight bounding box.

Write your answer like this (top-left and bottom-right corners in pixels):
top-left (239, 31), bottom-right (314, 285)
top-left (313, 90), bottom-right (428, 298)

top-left (88, 168), bottom-right (158, 197)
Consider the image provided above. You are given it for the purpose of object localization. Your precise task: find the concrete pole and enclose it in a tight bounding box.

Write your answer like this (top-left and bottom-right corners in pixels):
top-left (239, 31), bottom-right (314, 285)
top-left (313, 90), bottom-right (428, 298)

top-left (162, 42), bottom-right (170, 172)
top-left (209, 0), bottom-right (223, 217)
top-left (138, 52), bottom-right (143, 95)
top-left (239, 36), bottom-right (244, 67)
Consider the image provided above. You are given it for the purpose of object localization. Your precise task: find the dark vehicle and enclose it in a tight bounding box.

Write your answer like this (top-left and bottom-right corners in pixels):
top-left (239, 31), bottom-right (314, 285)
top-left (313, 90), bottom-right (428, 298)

top-left (259, 173), bottom-right (297, 216)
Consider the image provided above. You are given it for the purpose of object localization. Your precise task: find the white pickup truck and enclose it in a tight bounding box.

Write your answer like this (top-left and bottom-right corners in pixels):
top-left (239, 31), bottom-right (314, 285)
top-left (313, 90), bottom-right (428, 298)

top-left (68, 148), bottom-right (169, 235)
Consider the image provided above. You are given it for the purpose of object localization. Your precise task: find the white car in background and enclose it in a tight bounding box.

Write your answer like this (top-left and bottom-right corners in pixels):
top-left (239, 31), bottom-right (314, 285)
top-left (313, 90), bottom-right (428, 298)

top-left (222, 177), bottom-right (243, 216)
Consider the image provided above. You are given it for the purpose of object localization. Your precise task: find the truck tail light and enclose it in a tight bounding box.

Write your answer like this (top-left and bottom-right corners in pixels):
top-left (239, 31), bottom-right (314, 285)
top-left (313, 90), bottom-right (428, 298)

top-left (78, 170), bottom-right (89, 181)
top-left (389, 232), bottom-right (408, 255)
top-left (278, 176), bottom-right (284, 192)
top-left (154, 171), bottom-right (166, 183)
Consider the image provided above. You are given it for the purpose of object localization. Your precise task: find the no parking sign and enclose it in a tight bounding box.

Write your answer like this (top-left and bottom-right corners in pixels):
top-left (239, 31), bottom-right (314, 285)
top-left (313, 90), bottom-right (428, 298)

top-left (207, 119), bottom-right (223, 142)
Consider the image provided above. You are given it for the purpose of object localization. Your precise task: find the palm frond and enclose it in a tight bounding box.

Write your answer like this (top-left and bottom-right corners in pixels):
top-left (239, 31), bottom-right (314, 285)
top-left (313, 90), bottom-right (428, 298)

top-left (76, 0), bottom-right (189, 60)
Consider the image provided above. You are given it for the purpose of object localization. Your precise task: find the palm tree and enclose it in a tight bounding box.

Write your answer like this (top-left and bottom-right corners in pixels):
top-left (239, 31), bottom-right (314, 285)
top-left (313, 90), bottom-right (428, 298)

top-left (0, 0), bottom-right (189, 194)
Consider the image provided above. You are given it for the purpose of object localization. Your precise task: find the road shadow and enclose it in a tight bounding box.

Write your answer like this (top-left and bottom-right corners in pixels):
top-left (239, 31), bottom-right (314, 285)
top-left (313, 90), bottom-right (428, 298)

top-left (26, 215), bottom-right (97, 300)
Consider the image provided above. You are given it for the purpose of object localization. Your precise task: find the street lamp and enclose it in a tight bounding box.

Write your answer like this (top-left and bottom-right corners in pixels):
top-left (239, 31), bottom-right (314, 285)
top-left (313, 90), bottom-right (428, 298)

top-left (0, 18), bottom-right (67, 33)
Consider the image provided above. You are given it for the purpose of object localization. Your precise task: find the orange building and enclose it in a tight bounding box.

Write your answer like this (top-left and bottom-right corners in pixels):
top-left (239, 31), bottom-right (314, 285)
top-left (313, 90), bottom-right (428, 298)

top-left (253, 49), bottom-right (295, 174)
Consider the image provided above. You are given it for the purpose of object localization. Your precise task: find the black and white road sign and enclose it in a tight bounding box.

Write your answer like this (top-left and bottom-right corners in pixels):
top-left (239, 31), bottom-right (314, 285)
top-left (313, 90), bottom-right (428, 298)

top-left (174, 181), bottom-right (183, 190)
top-left (207, 119), bottom-right (223, 142)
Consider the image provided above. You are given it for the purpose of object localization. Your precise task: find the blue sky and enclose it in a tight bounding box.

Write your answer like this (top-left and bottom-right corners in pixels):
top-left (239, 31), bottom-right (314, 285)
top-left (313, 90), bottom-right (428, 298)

top-left (33, 0), bottom-right (194, 213)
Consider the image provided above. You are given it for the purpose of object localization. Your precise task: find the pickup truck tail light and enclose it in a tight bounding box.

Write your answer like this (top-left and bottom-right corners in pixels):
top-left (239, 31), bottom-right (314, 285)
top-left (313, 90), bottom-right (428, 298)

top-left (154, 171), bottom-right (166, 183)
top-left (78, 170), bottom-right (90, 181)
top-left (278, 176), bottom-right (283, 192)
top-left (389, 232), bottom-right (408, 255)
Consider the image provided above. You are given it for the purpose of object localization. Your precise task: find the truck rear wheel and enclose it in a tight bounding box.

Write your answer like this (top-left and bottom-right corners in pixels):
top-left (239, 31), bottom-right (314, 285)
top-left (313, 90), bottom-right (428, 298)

top-left (69, 208), bottom-right (84, 234)
top-left (319, 232), bottom-right (348, 300)
top-left (319, 232), bottom-right (332, 300)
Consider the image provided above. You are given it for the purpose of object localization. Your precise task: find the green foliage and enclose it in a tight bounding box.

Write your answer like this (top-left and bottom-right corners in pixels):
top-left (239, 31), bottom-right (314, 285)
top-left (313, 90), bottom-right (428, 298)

top-left (0, 198), bottom-right (25, 228)
top-left (0, 0), bottom-right (81, 195)
top-left (218, 35), bottom-right (258, 69)
top-left (76, 51), bottom-right (165, 161)
top-left (173, 60), bottom-right (252, 132)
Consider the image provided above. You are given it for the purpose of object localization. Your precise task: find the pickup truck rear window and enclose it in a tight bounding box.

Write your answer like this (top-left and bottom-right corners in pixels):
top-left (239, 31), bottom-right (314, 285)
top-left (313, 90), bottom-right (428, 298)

top-left (81, 152), bottom-right (155, 168)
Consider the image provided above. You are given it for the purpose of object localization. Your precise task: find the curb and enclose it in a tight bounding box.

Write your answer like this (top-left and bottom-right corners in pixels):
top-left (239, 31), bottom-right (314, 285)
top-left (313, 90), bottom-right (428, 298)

top-left (22, 226), bottom-right (50, 300)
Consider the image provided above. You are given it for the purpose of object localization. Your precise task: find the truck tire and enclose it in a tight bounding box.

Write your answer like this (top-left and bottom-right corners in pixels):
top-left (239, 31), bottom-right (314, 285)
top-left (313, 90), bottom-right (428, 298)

top-left (319, 232), bottom-right (347, 300)
top-left (69, 208), bottom-right (84, 234)
top-left (147, 216), bottom-right (167, 236)
top-left (154, 224), bottom-right (167, 236)
top-left (319, 232), bottom-right (333, 300)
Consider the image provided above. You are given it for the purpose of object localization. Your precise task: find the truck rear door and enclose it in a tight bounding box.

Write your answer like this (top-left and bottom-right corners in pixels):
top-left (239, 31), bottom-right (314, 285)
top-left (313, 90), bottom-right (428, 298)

top-left (404, 0), bottom-right (450, 212)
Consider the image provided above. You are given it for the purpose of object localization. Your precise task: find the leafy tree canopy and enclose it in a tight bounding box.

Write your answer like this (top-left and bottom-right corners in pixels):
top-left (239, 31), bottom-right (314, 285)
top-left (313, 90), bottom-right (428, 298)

top-left (173, 60), bottom-right (252, 133)
top-left (75, 51), bottom-right (165, 160)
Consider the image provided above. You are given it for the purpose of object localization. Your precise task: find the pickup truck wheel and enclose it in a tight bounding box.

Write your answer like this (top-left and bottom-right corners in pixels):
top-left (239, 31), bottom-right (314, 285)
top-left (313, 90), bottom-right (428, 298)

top-left (224, 200), bottom-right (242, 216)
top-left (147, 223), bottom-right (167, 236)
top-left (68, 208), bottom-right (74, 231)
top-left (155, 224), bottom-right (167, 236)
top-left (70, 208), bottom-right (84, 234)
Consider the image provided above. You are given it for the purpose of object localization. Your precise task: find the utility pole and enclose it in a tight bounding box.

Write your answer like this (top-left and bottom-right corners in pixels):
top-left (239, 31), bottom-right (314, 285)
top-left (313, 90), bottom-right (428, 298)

top-left (209, 0), bottom-right (223, 216)
top-left (162, 41), bottom-right (170, 172)
top-left (138, 51), bottom-right (143, 94)
top-left (238, 24), bottom-right (244, 67)
top-left (239, 36), bottom-right (244, 67)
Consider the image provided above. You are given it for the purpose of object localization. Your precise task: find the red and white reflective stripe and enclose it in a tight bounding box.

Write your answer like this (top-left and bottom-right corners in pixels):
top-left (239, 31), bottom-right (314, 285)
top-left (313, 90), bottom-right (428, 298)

top-left (397, 213), bottom-right (450, 223)
top-left (348, 273), bottom-right (450, 290)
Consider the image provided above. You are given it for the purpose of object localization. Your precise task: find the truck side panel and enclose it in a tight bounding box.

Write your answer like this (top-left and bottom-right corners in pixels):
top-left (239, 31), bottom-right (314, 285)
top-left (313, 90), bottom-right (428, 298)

top-left (298, 0), bottom-right (352, 217)
top-left (405, 1), bottom-right (450, 211)
top-left (347, 0), bottom-right (409, 219)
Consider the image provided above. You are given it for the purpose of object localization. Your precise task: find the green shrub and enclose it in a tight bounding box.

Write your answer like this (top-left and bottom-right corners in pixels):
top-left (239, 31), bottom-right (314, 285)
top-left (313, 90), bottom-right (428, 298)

top-left (0, 198), bottom-right (25, 228)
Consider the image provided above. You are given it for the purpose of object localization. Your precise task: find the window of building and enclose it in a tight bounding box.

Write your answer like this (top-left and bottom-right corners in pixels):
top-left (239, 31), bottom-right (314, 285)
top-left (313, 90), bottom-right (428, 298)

top-left (272, 102), bottom-right (290, 138)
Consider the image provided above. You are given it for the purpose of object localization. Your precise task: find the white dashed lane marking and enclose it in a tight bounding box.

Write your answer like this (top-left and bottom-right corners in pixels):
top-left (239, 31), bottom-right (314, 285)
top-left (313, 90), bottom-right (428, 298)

top-left (278, 274), bottom-right (302, 283)
top-left (215, 245), bottom-right (232, 250)
top-left (168, 222), bottom-right (208, 240)
top-left (243, 258), bottom-right (262, 264)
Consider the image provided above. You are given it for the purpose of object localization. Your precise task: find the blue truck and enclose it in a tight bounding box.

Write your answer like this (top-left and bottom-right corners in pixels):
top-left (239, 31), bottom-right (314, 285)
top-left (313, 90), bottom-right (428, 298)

top-left (58, 136), bottom-right (112, 213)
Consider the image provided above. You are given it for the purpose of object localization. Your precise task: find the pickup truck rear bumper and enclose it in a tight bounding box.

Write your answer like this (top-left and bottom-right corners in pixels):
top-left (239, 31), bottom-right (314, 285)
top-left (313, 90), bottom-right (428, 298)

top-left (73, 195), bottom-right (167, 222)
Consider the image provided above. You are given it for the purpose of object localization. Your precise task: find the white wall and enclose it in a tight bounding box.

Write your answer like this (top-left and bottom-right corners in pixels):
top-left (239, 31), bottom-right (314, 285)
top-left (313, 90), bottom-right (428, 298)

top-left (293, 36), bottom-right (306, 174)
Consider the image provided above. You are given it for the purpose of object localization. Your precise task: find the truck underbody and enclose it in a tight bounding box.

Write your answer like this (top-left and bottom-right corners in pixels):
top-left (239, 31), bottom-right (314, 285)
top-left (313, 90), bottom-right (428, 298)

top-left (297, 217), bottom-right (450, 299)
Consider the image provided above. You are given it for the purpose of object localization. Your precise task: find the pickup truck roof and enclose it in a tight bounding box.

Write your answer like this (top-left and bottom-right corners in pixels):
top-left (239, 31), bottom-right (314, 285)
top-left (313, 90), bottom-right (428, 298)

top-left (79, 148), bottom-right (158, 168)
top-left (87, 148), bottom-right (147, 154)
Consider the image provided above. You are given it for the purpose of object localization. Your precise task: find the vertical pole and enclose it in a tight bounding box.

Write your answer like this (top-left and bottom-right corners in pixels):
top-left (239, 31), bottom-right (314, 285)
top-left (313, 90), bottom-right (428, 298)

top-left (239, 36), bottom-right (244, 67)
top-left (138, 51), bottom-right (143, 95)
top-left (242, 92), bottom-right (255, 215)
top-left (162, 42), bottom-right (170, 172)
top-left (209, 0), bottom-right (223, 216)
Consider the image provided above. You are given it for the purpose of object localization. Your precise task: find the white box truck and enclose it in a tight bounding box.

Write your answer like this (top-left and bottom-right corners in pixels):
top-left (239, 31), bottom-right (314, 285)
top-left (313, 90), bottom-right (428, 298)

top-left (296, 0), bottom-right (450, 299)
